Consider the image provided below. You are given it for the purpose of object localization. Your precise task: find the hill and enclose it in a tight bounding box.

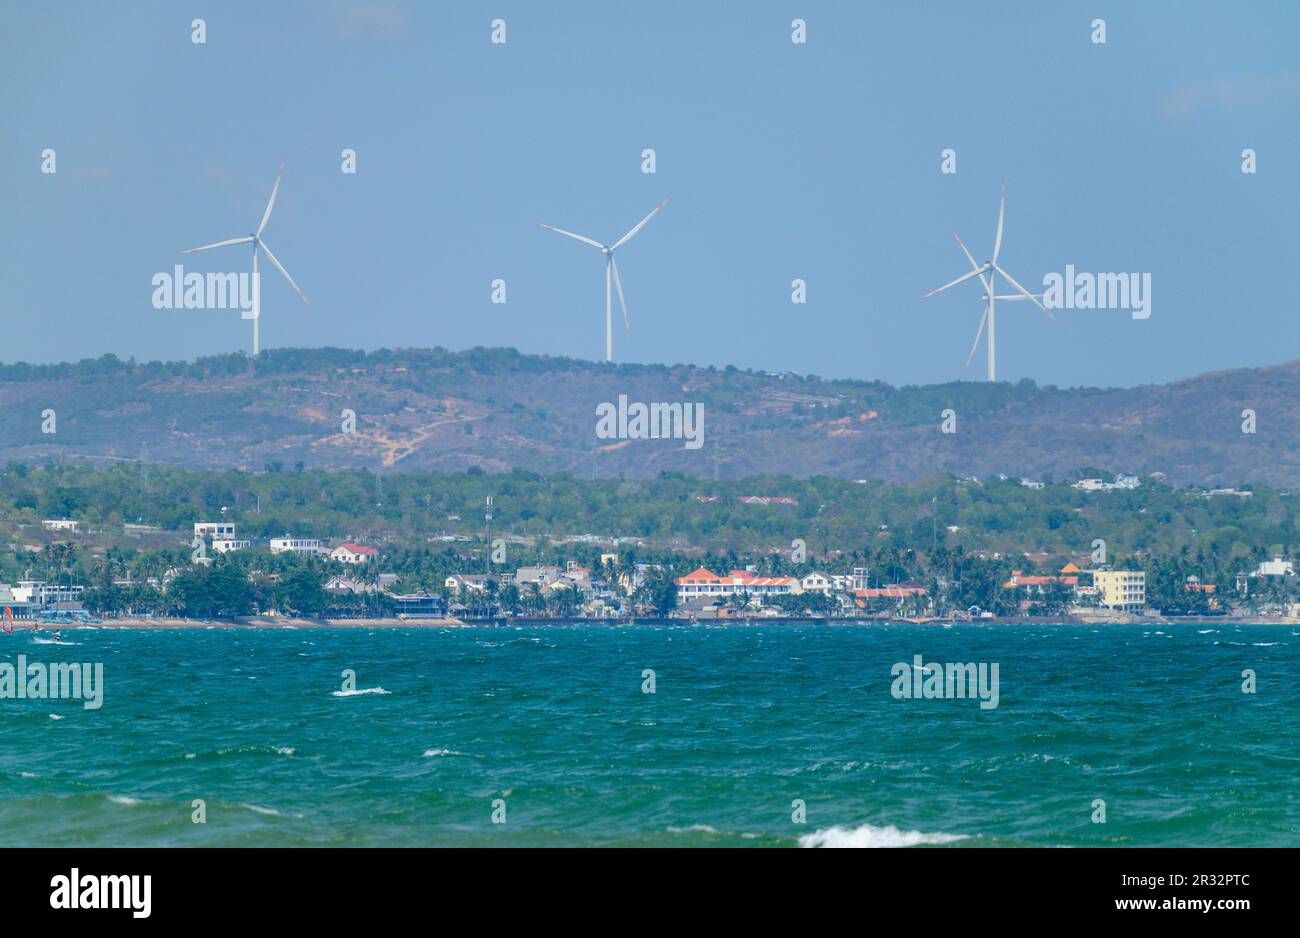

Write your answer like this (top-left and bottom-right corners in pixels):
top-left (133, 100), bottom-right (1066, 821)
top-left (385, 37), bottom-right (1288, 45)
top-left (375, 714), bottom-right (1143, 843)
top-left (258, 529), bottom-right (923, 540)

top-left (0, 347), bottom-right (1296, 487)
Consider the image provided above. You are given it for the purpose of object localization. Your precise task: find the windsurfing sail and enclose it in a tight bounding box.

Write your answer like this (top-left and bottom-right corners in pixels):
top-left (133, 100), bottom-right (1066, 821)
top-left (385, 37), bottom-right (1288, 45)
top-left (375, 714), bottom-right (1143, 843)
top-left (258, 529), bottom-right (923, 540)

top-left (2, 607), bottom-right (13, 634)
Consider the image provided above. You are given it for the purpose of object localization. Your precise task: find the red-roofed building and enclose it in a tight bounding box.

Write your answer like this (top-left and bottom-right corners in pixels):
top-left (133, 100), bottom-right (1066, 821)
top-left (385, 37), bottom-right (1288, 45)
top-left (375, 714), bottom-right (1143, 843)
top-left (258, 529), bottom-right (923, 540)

top-left (332, 543), bottom-right (379, 564)
top-left (1004, 570), bottom-right (1078, 594)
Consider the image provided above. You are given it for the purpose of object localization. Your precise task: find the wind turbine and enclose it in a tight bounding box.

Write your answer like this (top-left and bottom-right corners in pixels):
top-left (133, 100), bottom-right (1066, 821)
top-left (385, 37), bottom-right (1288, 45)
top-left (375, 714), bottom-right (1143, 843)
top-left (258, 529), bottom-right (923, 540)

top-left (538, 198), bottom-right (669, 362)
top-left (181, 161), bottom-right (308, 356)
top-left (923, 183), bottom-right (1053, 382)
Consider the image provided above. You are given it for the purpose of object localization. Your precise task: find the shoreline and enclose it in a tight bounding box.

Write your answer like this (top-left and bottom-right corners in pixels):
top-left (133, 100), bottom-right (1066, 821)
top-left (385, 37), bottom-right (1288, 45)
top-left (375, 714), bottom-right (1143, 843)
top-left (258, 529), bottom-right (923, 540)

top-left (16, 614), bottom-right (1300, 630)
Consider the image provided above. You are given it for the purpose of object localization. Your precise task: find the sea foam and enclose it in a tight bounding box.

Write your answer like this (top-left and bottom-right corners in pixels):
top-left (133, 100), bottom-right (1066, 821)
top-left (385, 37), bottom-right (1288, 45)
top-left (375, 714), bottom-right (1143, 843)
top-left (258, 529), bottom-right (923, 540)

top-left (799, 822), bottom-right (968, 848)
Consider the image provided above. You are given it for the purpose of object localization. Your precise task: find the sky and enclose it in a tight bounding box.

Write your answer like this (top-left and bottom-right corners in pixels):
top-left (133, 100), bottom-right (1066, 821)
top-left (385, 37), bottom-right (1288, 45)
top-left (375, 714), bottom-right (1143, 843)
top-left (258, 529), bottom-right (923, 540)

top-left (2, 0), bottom-right (1298, 388)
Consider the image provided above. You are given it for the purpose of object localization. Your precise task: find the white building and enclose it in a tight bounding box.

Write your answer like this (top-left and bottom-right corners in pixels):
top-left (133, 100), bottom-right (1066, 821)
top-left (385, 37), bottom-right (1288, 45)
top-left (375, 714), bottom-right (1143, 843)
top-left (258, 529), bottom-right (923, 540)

top-left (331, 543), bottom-right (378, 564)
top-left (195, 522), bottom-right (236, 539)
top-left (11, 579), bottom-right (85, 608)
top-left (799, 572), bottom-right (833, 595)
top-left (42, 519), bottom-right (79, 533)
top-left (212, 538), bottom-right (252, 553)
top-left (270, 536), bottom-right (324, 555)
top-left (445, 574), bottom-right (492, 594)
top-left (1254, 558), bottom-right (1295, 577)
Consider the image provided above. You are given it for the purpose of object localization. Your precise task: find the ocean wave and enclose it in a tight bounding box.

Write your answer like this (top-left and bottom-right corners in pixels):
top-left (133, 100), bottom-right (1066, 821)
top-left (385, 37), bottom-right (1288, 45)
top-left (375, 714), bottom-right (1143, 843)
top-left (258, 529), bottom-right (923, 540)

top-left (422, 748), bottom-right (465, 757)
top-left (48, 714), bottom-right (62, 721)
top-left (799, 822), bottom-right (969, 848)
top-left (238, 803), bottom-right (303, 818)
top-left (107, 795), bottom-right (142, 806)
top-left (331, 687), bottom-right (390, 697)
top-left (274, 747), bottom-right (295, 755)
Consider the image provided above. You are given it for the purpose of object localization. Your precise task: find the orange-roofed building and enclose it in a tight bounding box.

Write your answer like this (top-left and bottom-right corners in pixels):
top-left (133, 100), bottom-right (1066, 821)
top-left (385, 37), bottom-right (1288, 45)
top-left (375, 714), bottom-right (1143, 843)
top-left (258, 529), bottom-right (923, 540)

top-left (675, 567), bottom-right (798, 603)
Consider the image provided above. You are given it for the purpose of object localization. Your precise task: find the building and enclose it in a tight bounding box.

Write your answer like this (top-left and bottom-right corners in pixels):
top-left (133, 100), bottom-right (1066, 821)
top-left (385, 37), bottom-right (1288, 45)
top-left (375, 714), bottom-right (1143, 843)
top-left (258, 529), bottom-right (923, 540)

top-left (212, 538), bottom-right (252, 553)
top-left (1093, 570), bottom-right (1146, 611)
top-left (445, 574), bottom-right (493, 594)
top-left (10, 580), bottom-right (86, 609)
top-left (854, 583), bottom-right (927, 601)
top-left (515, 565), bottom-right (563, 589)
top-left (331, 543), bottom-right (378, 564)
top-left (195, 522), bottom-right (236, 539)
top-left (41, 519), bottom-right (79, 533)
top-left (270, 536), bottom-right (324, 555)
top-left (1004, 569), bottom-right (1079, 595)
top-left (391, 593), bottom-right (446, 619)
top-left (674, 567), bottom-right (797, 603)
top-left (799, 572), bottom-right (833, 595)
top-left (1253, 558), bottom-right (1294, 577)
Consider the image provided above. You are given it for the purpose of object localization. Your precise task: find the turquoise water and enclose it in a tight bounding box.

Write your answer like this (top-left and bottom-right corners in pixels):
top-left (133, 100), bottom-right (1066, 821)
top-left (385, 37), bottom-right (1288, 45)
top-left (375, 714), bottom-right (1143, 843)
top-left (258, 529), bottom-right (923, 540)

top-left (1, 624), bottom-right (1297, 847)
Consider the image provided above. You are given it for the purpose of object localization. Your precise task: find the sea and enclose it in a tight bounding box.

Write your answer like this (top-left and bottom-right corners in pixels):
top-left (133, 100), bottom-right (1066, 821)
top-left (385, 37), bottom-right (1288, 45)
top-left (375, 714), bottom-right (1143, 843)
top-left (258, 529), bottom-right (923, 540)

top-left (1, 623), bottom-right (1296, 847)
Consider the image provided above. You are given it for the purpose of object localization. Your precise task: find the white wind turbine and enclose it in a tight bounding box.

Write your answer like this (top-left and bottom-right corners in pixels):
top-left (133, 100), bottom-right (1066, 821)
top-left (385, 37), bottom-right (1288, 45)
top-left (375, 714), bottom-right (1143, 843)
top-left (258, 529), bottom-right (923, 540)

top-left (181, 161), bottom-right (308, 356)
top-left (538, 198), bottom-right (669, 362)
top-left (923, 183), bottom-right (1053, 382)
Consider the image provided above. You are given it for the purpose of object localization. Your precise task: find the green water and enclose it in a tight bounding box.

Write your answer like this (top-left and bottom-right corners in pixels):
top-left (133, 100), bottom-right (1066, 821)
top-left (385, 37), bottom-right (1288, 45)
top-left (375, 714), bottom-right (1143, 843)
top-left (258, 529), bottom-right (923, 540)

top-left (1, 623), bottom-right (1295, 846)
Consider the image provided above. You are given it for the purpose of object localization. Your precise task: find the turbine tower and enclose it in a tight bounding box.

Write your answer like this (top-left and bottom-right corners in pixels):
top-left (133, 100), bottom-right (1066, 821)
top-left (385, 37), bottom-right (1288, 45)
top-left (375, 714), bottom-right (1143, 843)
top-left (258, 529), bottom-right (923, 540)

top-left (181, 161), bottom-right (308, 356)
top-left (923, 183), bottom-right (1052, 382)
top-left (539, 198), bottom-right (669, 362)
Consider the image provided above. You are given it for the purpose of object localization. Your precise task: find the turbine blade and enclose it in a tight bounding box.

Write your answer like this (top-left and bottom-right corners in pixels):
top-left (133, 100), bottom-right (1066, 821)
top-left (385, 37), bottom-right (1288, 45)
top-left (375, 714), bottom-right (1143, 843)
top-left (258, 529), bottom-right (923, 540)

top-left (258, 240), bottom-right (308, 304)
top-left (966, 304), bottom-right (989, 367)
top-left (537, 223), bottom-right (603, 250)
top-left (923, 265), bottom-right (984, 298)
top-left (257, 161), bottom-right (285, 237)
top-left (992, 181), bottom-right (1006, 264)
top-left (611, 255), bottom-right (630, 331)
top-left (610, 197), bottom-right (669, 251)
top-left (952, 230), bottom-right (993, 293)
top-left (181, 236), bottom-right (254, 255)
top-left (993, 264), bottom-right (1053, 319)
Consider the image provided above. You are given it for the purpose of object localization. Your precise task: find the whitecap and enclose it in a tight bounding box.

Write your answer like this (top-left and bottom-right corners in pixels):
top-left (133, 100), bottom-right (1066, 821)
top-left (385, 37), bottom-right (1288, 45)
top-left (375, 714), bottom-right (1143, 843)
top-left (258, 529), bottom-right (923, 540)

top-left (331, 687), bottom-right (390, 697)
top-left (274, 747), bottom-right (295, 755)
top-left (48, 714), bottom-right (62, 720)
top-left (108, 795), bottom-right (142, 806)
top-left (799, 822), bottom-right (968, 848)
top-left (422, 748), bottom-right (465, 757)
top-left (239, 803), bottom-right (302, 817)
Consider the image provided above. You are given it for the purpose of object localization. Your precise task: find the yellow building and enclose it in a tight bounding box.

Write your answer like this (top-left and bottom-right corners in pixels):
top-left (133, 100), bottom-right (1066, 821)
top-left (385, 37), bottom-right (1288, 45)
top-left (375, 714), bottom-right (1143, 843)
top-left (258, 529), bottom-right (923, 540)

top-left (1093, 570), bottom-right (1145, 611)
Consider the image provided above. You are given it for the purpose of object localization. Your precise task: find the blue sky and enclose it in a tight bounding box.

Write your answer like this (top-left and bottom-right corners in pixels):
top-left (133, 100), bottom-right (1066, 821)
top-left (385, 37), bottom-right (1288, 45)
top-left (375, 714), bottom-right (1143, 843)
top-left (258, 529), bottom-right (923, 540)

top-left (3, 0), bottom-right (1298, 387)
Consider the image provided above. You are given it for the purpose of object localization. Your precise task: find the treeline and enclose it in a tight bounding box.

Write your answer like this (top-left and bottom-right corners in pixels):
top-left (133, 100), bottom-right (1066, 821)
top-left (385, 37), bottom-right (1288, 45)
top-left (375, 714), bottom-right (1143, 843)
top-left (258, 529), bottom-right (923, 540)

top-left (0, 460), bottom-right (1290, 560)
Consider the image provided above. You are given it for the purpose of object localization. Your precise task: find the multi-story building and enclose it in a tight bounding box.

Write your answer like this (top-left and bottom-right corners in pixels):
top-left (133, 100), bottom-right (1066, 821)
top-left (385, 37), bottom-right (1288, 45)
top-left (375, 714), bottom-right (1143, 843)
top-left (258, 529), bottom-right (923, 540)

top-left (674, 567), bottom-right (798, 603)
top-left (195, 521), bottom-right (237, 539)
top-left (799, 572), bottom-right (833, 595)
top-left (10, 579), bottom-right (85, 609)
top-left (212, 538), bottom-right (252, 553)
top-left (270, 536), bottom-right (324, 555)
top-left (1093, 570), bottom-right (1146, 611)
